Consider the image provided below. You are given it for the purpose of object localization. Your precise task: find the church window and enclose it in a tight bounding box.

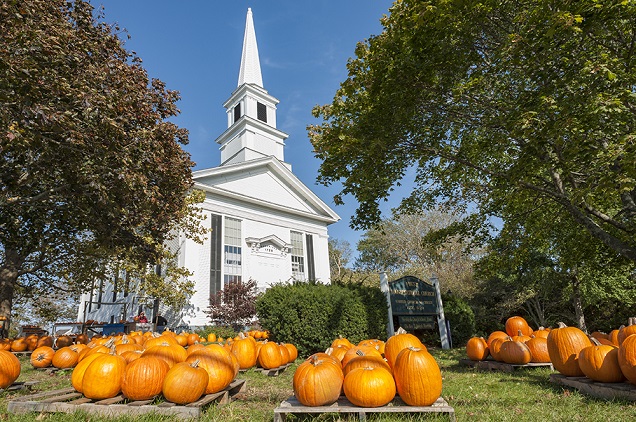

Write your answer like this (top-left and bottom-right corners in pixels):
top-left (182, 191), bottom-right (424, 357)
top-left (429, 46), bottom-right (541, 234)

top-left (233, 103), bottom-right (242, 123)
top-left (290, 231), bottom-right (305, 280)
top-left (224, 217), bottom-right (242, 285)
top-left (257, 102), bottom-right (267, 123)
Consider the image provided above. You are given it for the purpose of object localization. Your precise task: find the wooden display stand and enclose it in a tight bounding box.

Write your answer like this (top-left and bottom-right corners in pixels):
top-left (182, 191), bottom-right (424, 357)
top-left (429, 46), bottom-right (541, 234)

top-left (460, 358), bottom-right (554, 372)
top-left (550, 374), bottom-right (636, 401)
top-left (274, 395), bottom-right (455, 422)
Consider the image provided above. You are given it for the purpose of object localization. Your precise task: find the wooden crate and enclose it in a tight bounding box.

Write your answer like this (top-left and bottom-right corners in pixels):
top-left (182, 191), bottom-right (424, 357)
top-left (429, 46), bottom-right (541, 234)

top-left (254, 363), bottom-right (291, 376)
top-left (273, 395), bottom-right (456, 422)
top-left (0, 381), bottom-right (40, 394)
top-left (550, 374), bottom-right (636, 401)
top-left (460, 358), bottom-right (554, 372)
top-left (8, 378), bottom-right (246, 418)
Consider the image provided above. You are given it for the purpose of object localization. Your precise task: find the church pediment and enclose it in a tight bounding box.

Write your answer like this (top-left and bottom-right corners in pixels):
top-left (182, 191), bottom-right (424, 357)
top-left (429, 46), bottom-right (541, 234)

top-left (193, 157), bottom-right (339, 223)
top-left (245, 235), bottom-right (291, 258)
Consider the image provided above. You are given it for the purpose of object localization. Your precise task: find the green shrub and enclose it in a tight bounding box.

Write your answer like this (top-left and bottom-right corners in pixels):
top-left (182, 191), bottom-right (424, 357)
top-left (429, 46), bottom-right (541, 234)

top-left (441, 293), bottom-right (475, 347)
top-left (195, 325), bottom-right (237, 341)
top-left (256, 281), bottom-right (388, 357)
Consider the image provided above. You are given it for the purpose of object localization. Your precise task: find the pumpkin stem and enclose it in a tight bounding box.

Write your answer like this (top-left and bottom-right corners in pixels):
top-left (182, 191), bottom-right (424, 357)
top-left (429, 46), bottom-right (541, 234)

top-left (189, 359), bottom-right (200, 368)
top-left (557, 322), bottom-right (567, 328)
top-left (356, 349), bottom-right (365, 357)
top-left (325, 347), bottom-right (334, 355)
top-left (589, 337), bottom-right (602, 346)
top-left (396, 327), bottom-right (408, 335)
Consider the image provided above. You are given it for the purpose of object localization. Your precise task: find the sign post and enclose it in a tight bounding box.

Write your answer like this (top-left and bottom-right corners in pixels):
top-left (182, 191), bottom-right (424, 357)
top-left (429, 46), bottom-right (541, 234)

top-left (380, 272), bottom-right (395, 337)
top-left (387, 275), bottom-right (450, 349)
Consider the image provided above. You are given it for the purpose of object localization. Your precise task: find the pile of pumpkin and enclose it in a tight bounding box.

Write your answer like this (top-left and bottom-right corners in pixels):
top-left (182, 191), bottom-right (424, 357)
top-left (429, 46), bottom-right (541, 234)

top-left (292, 328), bottom-right (442, 408)
top-left (1, 330), bottom-right (298, 404)
top-left (0, 333), bottom-right (90, 352)
top-left (466, 316), bottom-right (636, 384)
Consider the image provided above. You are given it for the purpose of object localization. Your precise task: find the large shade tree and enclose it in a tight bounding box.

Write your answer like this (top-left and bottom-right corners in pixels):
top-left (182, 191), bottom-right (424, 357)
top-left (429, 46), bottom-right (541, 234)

top-left (309, 0), bottom-right (636, 264)
top-left (0, 0), bottom-right (196, 325)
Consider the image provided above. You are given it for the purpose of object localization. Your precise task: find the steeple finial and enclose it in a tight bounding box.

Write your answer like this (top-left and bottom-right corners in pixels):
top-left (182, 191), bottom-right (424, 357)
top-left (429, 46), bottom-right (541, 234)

top-left (238, 8), bottom-right (263, 87)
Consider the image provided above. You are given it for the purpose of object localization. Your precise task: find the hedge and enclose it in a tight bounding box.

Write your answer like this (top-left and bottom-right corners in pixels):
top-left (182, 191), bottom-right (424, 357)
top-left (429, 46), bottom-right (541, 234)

top-left (256, 281), bottom-right (388, 357)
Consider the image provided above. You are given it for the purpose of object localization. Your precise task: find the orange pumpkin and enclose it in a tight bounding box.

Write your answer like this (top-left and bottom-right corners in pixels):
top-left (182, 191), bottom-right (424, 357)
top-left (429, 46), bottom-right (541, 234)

top-left (81, 352), bottom-right (127, 399)
top-left (618, 334), bottom-right (636, 383)
top-left (505, 316), bottom-right (533, 337)
top-left (188, 345), bottom-right (236, 394)
top-left (547, 322), bottom-right (592, 376)
top-left (0, 350), bottom-right (21, 388)
top-left (579, 341), bottom-right (624, 383)
top-left (392, 346), bottom-right (442, 406)
top-left (293, 355), bottom-right (344, 406)
top-left (525, 337), bottom-right (551, 363)
top-left (499, 339), bottom-right (532, 365)
top-left (52, 347), bottom-right (79, 369)
top-left (30, 346), bottom-right (55, 368)
top-left (257, 341), bottom-right (283, 369)
top-left (384, 328), bottom-right (424, 369)
top-left (121, 357), bottom-right (169, 400)
top-left (343, 366), bottom-right (395, 407)
top-left (162, 360), bottom-right (208, 404)
top-left (466, 337), bottom-right (489, 361)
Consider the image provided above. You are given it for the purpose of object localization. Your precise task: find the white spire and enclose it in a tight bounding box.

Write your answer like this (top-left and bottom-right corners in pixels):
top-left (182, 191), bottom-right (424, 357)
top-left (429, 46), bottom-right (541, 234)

top-left (238, 8), bottom-right (263, 87)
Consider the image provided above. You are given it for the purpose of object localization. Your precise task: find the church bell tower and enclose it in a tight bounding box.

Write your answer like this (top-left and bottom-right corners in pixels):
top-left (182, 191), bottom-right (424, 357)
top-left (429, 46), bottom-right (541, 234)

top-left (215, 8), bottom-right (289, 167)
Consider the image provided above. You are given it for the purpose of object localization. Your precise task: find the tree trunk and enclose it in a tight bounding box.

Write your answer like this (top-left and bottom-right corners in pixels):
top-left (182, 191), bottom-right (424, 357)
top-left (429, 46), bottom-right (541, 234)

top-left (0, 247), bottom-right (22, 336)
top-left (571, 272), bottom-right (587, 333)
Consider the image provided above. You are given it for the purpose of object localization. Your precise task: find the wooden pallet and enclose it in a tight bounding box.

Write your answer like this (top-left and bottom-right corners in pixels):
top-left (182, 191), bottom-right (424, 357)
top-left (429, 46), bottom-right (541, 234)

top-left (254, 363), bottom-right (291, 376)
top-left (0, 381), bottom-right (40, 394)
top-left (460, 358), bottom-right (554, 372)
top-left (550, 374), bottom-right (636, 401)
top-left (8, 378), bottom-right (246, 418)
top-left (273, 395), bottom-right (455, 422)
top-left (11, 351), bottom-right (33, 357)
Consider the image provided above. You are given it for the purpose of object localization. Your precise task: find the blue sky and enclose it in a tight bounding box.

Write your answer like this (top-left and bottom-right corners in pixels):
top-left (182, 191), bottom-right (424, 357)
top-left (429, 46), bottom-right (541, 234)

top-left (96, 0), bottom-right (399, 259)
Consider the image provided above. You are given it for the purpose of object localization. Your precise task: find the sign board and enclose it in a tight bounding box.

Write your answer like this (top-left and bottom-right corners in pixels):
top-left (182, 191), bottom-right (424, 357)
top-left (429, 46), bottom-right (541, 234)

top-left (389, 276), bottom-right (437, 315)
top-left (398, 315), bottom-right (436, 330)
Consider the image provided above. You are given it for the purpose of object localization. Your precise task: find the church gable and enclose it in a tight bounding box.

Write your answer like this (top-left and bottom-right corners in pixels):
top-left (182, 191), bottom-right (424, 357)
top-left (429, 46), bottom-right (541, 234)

top-left (193, 158), bottom-right (339, 222)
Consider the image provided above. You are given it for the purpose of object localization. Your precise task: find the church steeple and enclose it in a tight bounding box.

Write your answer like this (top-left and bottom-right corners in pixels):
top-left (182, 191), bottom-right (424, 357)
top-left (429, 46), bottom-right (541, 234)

top-left (215, 8), bottom-right (289, 168)
top-left (238, 8), bottom-right (263, 87)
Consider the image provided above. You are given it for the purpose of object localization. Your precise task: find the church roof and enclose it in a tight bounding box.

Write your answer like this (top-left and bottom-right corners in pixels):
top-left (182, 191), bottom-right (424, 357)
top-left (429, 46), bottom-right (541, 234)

top-left (237, 8), bottom-right (263, 87)
top-left (193, 156), bottom-right (340, 224)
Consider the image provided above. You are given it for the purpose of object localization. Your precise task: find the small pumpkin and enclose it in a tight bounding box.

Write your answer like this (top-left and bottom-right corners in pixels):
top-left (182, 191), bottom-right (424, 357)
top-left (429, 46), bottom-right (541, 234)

top-left (30, 346), bottom-right (55, 368)
top-left (525, 337), bottom-right (551, 363)
top-left (618, 333), bottom-right (636, 383)
top-left (466, 337), bottom-right (489, 361)
top-left (52, 347), bottom-right (79, 369)
top-left (505, 316), bottom-right (533, 337)
top-left (257, 341), bottom-right (283, 369)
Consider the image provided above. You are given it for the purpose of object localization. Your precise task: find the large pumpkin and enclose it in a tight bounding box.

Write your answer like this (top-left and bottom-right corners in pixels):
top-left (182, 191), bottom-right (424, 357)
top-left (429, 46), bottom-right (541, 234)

top-left (343, 354), bottom-right (391, 377)
top-left (384, 328), bottom-right (424, 369)
top-left (618, 333), bottom-right (636, 383)
top-left (82, 353), bottom-right (127, 399)
top-left (71, 352), bottom-right (103, 392)
top-left (618, 325), bottom-right (636, 345)
top-left (343, 367), bottom-right (396, 407)
top-left (257, 341), bottom-right (283, 369)
top-left (187, 345), bottom-right (236, 394)
top-left (578, 341), bottom-right (624, 383)
top-left (162, 360), bottom-right (209, 404)
top-left (547, 322), bottom-right (592, 376)
top-left (121, 357), bottom-right (169, 400)
top-left (141, 344), bottom-right (187, 368)
top-left (0, 350), bottom-right (21, 389)
top-left (293, 355), bottom-right (344, 406)
top-left (392, 347), bottom-right (442, 406)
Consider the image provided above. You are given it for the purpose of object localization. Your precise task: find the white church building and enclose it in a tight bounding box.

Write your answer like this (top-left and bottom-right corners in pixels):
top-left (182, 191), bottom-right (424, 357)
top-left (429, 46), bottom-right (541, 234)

top-left (77, 9), bottom-right (339, 329)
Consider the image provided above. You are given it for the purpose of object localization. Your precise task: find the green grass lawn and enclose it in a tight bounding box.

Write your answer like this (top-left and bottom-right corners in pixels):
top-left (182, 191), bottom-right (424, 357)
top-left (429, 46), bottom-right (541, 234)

top-left (1, 348), bottom-right (635, 421)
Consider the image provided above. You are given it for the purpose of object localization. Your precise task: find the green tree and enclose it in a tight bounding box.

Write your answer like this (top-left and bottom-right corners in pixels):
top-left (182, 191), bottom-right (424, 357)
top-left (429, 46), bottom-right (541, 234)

top-left (356, 210), bottom-right (479, 298)
top-left (0, 1), bottom-right (196, 326)
top-left (309, 0), bottom-right (636, 265)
